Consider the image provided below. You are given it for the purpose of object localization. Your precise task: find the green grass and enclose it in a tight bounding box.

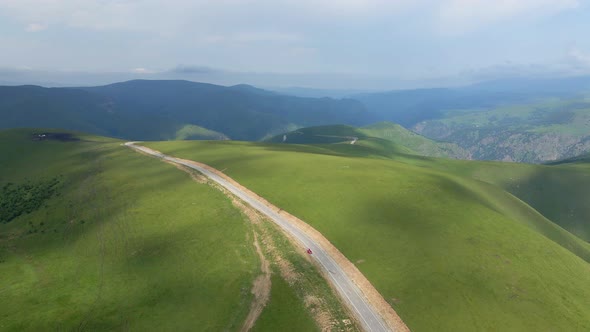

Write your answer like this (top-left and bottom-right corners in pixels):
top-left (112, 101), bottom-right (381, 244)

top-left (252, 216), bottom-right (358, 332)
top-left (266, 124), bottom-right (367, 145)
top-left (252, 275), bottom-right (318, 332)
top-left (360, 122), bottom-right (468, 158)
top-left (266, 123), bottom-right (467, 159)
top-left (0, 129), bottom-right (260, 331)
top-left (400, 156), bottom-right (590, 243)
top-left (144, 139), bottom-right (590, 332)
top-left (0, 128), bottom-right (363, 331)
top-left (174, 124), bottom-right (229, 140)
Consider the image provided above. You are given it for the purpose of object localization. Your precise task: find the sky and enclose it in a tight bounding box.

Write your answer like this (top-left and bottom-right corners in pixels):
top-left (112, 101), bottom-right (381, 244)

top-left (1, 0), bottom-right (590, 89)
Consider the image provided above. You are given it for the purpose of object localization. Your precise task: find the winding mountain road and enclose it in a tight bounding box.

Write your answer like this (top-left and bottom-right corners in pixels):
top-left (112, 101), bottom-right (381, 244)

top-left (125, 142), bottom-right (396, 332)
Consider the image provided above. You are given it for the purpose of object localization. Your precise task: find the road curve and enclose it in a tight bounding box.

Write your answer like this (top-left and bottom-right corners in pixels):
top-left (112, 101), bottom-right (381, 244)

top-left (125, 142), bottom-right (394, 332)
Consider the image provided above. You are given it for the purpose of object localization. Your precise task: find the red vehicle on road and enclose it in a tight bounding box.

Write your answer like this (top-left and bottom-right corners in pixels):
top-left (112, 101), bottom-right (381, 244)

top-left (306, 248), bottom-right (313, 255)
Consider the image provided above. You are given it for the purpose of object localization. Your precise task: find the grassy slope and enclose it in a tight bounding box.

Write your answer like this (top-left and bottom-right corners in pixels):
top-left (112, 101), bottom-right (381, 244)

top-left (0, 129), bottom-right (261, 331)
top-left (266, 124), bottom-right (415, 156)
top-left (252, 275), bottom-right (318, 332)
top-left (313, 135), bottom-right (590, 246)
top-left (268, 123), bottom-right (468, 159)
top-left (145, 140), bottom-right (590, 332)
top-left (174, 124), bottom-right (230, 140)
top-left (359, 122), bottom-right (468, 159)
top-left (266, 124), bottom-right (367, 144)
top-left (401, 155), bottom-right (590, 243)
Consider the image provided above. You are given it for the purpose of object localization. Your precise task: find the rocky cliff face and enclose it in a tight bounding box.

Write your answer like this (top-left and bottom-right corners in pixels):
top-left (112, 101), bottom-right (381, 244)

top-left (412, 101), bottom-right (590, 163)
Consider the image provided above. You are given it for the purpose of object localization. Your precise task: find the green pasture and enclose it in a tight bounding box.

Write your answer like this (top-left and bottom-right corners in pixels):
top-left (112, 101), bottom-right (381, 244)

top-left (145, 140), bottom-right (590, 332)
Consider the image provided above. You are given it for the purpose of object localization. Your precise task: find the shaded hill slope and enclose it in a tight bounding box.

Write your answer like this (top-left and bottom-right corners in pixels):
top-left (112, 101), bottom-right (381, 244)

top-left (81, 80), bottom-right (370, 140)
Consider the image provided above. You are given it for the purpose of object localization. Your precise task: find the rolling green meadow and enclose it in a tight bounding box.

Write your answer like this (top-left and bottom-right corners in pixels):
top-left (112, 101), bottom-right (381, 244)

top-left (0, 129), bottom-right (352, 331)
top-left (145, 139), bottom-right (590, 332)
top-left (2, 126), bottom-right (589, 331)
top-left (0, 129), bottom-right (261, 330)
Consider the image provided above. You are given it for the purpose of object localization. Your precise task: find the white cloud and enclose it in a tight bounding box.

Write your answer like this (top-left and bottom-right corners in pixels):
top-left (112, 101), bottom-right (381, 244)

top-left (437, 0), bottom-right (580, 33)
top-left (25, 23), bottom-right (47, 32)
top-left (567, 47), bottom-right (590, 67)
top-left (200, 31), bottom-right (302, 44)
top-left (131, 67), bottom-right (154, 74)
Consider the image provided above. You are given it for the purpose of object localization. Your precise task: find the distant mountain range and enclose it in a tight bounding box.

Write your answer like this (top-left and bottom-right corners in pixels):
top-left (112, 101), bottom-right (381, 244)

top-left (0, 80), bottom-right (369, 141)
top-left (352, 76), bottom-right (590, 127)
top-left (2, 76), bottom-right (590, 162)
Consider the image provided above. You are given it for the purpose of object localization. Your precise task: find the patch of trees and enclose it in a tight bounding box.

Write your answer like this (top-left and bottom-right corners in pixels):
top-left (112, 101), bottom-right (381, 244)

top-left (0, 178), bottom-right (60, 224)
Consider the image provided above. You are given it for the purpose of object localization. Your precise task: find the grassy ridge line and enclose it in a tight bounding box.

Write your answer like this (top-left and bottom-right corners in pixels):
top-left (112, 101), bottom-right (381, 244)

top-left (267, 123), bottom-right (469, 159)
top-left (174, 124), bottom-right (230, 140)
top-left (0, 129), bottom-right (260, 331)
top-left (359, 122), bottom-right (469, 159)
top-left (144, 140), bottom-right (590, 332)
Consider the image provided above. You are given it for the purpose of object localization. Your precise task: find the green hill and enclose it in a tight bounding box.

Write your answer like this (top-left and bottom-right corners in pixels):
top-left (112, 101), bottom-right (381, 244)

top-left (391, 150), bottom-right (590, 243)
top-left (174, 124), bottom-right (229, 140)
top-left (144, 139), bottom-right (590, 332)
top-left (268, 123), bottom-right (468, 159)
top-left (0, 129), bottom-right (258, 330)
top-left (359, 122), bottom-right (468, 158)
top-left (266, 124), bottom-right (366, 144)
top-left (0, 129), bottom-right (353, 331)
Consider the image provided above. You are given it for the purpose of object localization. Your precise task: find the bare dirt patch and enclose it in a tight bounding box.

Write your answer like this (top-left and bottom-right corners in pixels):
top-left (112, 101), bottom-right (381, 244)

top-left (229, 192), bottom-right (339, 331)
top-left (165, 162), bottom-right (208, 184)
top-left (240, 233), bottom-right (271, 332)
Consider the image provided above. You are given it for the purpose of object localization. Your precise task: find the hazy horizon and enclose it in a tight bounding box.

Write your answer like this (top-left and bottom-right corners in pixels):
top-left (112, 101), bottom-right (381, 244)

top-left (2, 0), bottom-right (590, 89)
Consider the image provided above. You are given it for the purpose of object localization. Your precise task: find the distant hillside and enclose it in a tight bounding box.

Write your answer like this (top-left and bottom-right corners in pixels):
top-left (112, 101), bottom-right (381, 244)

top-left (413, 98), bottom-right (590, 163)
top-left (548, 153), bottom-right (590, 165)
top-left (0, 80), bottom-right (369, 141)
top-left (268, 123), bottom-right (468, 159)
top-left (354, 76), bottom-right (590, 127)
top-left (359, 122), bottom-right (469, 159)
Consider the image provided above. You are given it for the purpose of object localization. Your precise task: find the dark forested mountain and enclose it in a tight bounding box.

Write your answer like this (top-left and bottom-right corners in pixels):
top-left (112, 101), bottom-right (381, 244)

top-left (0, 80), bottom-right (369, 140)
top-left (80, 80), bottom-right (370, 140)
top-left (0, 84), bottom-right (176, 139)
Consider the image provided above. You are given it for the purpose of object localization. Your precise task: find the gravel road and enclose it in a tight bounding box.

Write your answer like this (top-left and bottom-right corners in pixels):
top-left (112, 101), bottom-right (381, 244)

top-left (125, 142), bottom-right (393, 332)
